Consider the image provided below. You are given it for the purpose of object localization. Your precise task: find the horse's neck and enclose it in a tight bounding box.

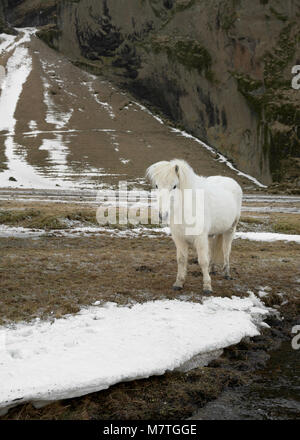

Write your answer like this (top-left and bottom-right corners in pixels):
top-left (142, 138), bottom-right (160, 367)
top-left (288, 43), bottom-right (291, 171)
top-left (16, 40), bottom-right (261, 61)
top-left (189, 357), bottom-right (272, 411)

top-left (180, 173), bottom-right (205, 190)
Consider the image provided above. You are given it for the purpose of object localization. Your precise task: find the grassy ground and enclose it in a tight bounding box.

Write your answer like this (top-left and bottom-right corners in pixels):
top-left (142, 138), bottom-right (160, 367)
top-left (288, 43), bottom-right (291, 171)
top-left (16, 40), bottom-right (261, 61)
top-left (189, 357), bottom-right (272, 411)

top-left (0, 200), bottom-right (299, 419)
top-left (1, 201), bottom-right (300, 233)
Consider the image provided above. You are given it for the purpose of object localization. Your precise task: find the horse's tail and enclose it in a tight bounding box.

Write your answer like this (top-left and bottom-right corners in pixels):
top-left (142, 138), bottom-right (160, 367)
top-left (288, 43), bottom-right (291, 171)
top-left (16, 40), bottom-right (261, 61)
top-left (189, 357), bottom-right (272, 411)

top-left (210, 234), bottom-right (224, 265)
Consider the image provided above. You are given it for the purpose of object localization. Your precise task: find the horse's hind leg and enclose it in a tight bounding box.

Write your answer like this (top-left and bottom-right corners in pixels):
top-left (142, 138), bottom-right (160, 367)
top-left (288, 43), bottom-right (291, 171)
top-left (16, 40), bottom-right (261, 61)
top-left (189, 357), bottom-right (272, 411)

top-left (173, 238), bottom-right (188, 291)
top-left (222, 224), bottom-right (236, 280)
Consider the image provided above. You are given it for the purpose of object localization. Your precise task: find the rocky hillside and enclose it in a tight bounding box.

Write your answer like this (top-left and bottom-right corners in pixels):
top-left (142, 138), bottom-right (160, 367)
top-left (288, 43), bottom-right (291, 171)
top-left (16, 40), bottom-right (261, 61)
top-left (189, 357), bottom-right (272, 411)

top-left (1, 0), bottom-right (300, 186)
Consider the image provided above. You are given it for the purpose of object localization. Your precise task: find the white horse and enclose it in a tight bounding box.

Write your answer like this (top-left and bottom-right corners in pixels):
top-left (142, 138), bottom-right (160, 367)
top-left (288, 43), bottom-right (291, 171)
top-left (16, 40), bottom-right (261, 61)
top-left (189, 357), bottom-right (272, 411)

top-left (146, 159), bottom-right (242, 294)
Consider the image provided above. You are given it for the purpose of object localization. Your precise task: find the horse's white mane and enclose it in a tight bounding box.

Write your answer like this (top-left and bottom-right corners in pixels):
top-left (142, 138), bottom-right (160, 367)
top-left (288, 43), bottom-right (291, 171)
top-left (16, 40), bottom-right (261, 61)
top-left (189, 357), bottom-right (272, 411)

top-left (146, 159), bottom-right (195, 188)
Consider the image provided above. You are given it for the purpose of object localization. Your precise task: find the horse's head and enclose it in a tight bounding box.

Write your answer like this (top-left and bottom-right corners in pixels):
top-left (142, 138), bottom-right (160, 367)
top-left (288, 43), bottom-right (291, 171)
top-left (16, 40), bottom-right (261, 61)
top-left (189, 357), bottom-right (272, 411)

top-left (146, 159), bottom-right (192, 223)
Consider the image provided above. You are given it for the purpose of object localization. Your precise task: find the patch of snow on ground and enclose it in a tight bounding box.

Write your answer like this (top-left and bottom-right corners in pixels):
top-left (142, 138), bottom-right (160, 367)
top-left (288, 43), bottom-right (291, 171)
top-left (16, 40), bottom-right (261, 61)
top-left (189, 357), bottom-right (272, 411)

top-left (0, 136), bottom-right (75, 189)
top-left (28, 120), bottom-right (37, 131)
top-left (0, 33), bottom-right (17, 54)
top-left (0, 225), bottom-right (46, 238)
top-left (0, 295), bottom-right (271, 415)
top-left (120, 158), bottom-right (130, 164)
top-left (1, 225), bottom-right (300, 243)
top-left (0, 46), bottom-right (32, 133)
top-left (42, 78), bottom-right (73, 129)
top-left (39, 135), bottom-right (69, 174)
top-left (0, 28), bottom-right (35, 55)
top-left (236, 231), bottom-right (300, 244)
top-left (133, 101), bottom-right (164, 125)
top-left (257, 286), bottom-right (272, 298)
top-left (85, 74), bottom-right (115, 119)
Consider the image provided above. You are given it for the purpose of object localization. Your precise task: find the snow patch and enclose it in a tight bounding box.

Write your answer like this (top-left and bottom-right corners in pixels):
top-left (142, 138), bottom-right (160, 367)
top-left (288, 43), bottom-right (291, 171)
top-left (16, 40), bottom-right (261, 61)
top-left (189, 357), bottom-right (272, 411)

top-left (236, 231), bottom-right (300, 244)
top-left (42, 78), bottom-right (73, 129)
top-left (85, 75), bottom-right (115, 119)
top-left (257, 286), bottom-right (272, 298)
top-left (0, 28), bottom-right (36, 55)
top-left (0, 46), bottom-right (32, 133)
top-left (0, 34), bottom-right (17, 54)
top-left (1, 225), bottom-right (299, 243)
top-left (28, 120), bottom-right (37, 131)
top-left (120, 158), bottom-right (130, 164)
top-left (0, 225), bottom-right (46, 238)
top-left (0, 295), bottom-right (271, 414)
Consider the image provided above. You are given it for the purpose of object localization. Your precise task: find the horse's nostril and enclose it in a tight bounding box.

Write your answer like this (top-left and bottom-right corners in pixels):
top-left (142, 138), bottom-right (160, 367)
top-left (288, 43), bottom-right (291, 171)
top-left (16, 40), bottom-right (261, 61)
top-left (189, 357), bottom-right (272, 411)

top-left (159, 212), bottom-right (162, 221)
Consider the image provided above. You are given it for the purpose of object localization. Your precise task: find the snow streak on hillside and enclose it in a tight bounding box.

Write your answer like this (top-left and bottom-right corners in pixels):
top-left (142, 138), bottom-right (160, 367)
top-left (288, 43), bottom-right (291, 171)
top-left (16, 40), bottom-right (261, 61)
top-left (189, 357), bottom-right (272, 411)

top-left (0, 32), bottom-right (34, 132)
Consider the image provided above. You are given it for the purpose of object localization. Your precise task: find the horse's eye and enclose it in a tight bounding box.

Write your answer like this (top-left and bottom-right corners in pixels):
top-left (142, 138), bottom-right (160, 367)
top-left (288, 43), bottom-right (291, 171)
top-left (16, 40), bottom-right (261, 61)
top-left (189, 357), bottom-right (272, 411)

top-left (155, 184), bottom-right (158, 189)
top-left (173, 185), bottom-right (177, 190)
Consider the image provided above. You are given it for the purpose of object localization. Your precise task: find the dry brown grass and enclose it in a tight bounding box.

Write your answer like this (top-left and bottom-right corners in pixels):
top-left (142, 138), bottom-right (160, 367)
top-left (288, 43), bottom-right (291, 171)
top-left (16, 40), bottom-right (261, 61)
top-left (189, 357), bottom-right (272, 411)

top-left (0, 229), bottom-right (299, 325)
top-left (0, 203), bottom-right (156, 230)
top-left (0, 206), bottom-right (97, 229)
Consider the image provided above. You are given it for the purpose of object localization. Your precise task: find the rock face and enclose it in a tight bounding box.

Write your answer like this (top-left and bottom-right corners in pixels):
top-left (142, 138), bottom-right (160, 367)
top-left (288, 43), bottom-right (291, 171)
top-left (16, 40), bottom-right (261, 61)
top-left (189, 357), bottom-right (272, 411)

top-left (0, 0), bottom-right (17, 34)
top-left (2, 0), bottom-right (300, 185)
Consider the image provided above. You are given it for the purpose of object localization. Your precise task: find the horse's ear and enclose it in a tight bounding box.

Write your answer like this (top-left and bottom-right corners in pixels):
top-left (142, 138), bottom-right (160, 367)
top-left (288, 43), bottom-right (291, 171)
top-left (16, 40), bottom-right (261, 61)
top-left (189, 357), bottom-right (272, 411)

top-left (175, 164), bottom-right (179, 176)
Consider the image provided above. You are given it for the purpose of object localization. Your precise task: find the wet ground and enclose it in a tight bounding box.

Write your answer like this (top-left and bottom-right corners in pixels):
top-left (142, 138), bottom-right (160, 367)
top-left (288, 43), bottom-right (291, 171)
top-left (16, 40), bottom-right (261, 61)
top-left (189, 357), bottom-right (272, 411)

top-left (191, 342), bottom-right (300, 420)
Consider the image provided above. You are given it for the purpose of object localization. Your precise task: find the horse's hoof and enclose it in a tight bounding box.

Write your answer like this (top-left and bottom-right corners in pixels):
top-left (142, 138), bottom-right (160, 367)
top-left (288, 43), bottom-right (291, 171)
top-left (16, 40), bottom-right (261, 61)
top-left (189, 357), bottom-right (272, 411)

top-left (173, 285), bottom-right (183, 291)
top-left (203, 289), bottom-right (212, 295)
top-left (224, 275), bottom-right (233, 280)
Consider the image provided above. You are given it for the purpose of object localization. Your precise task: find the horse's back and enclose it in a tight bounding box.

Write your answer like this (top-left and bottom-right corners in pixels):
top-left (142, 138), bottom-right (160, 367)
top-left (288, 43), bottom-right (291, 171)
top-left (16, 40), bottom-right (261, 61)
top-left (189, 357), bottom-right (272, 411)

top-left (202, 176), bottom-right (242, 234)
top-left (206, 175), bottom-right (242, 195)
top-left (206, 176), bottom-right (242, 206)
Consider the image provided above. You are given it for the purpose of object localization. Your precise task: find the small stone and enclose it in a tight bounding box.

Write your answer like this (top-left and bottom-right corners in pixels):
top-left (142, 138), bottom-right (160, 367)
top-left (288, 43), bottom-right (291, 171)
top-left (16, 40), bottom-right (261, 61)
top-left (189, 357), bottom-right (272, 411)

top-left (9, 176), bottom-right (17, 181)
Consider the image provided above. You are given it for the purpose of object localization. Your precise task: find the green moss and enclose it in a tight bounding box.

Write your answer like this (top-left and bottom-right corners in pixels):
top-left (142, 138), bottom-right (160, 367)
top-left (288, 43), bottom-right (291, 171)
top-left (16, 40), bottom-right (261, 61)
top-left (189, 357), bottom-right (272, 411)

top-left (269, 7), bottom-right (288, 22)
top-left (231, 72), bottom-right (265, 114)
top-left (175, 0), bottom-right (197, 13)
top-left (37, 25), bottom-right (61, 51)
top-left (152, 37), bottom-right (213, 80)
top-left (221, 11), bottom-right (237, 31)
top-left (71, 59), bottom-right (103, 76)
top-left (219, 0), bottom-right (241, 32)
top-left (265, 102), bottom-right (300, 125)
top-left (264, 23), bottom-right (298, 89)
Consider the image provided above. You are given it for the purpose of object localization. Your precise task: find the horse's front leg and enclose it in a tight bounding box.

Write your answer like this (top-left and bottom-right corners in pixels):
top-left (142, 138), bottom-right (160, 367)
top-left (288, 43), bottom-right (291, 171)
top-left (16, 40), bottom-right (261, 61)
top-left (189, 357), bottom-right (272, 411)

top-left (173, 239), bottom-right (188, 291)
top-left (195, 235), bottom-right (212, 294)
